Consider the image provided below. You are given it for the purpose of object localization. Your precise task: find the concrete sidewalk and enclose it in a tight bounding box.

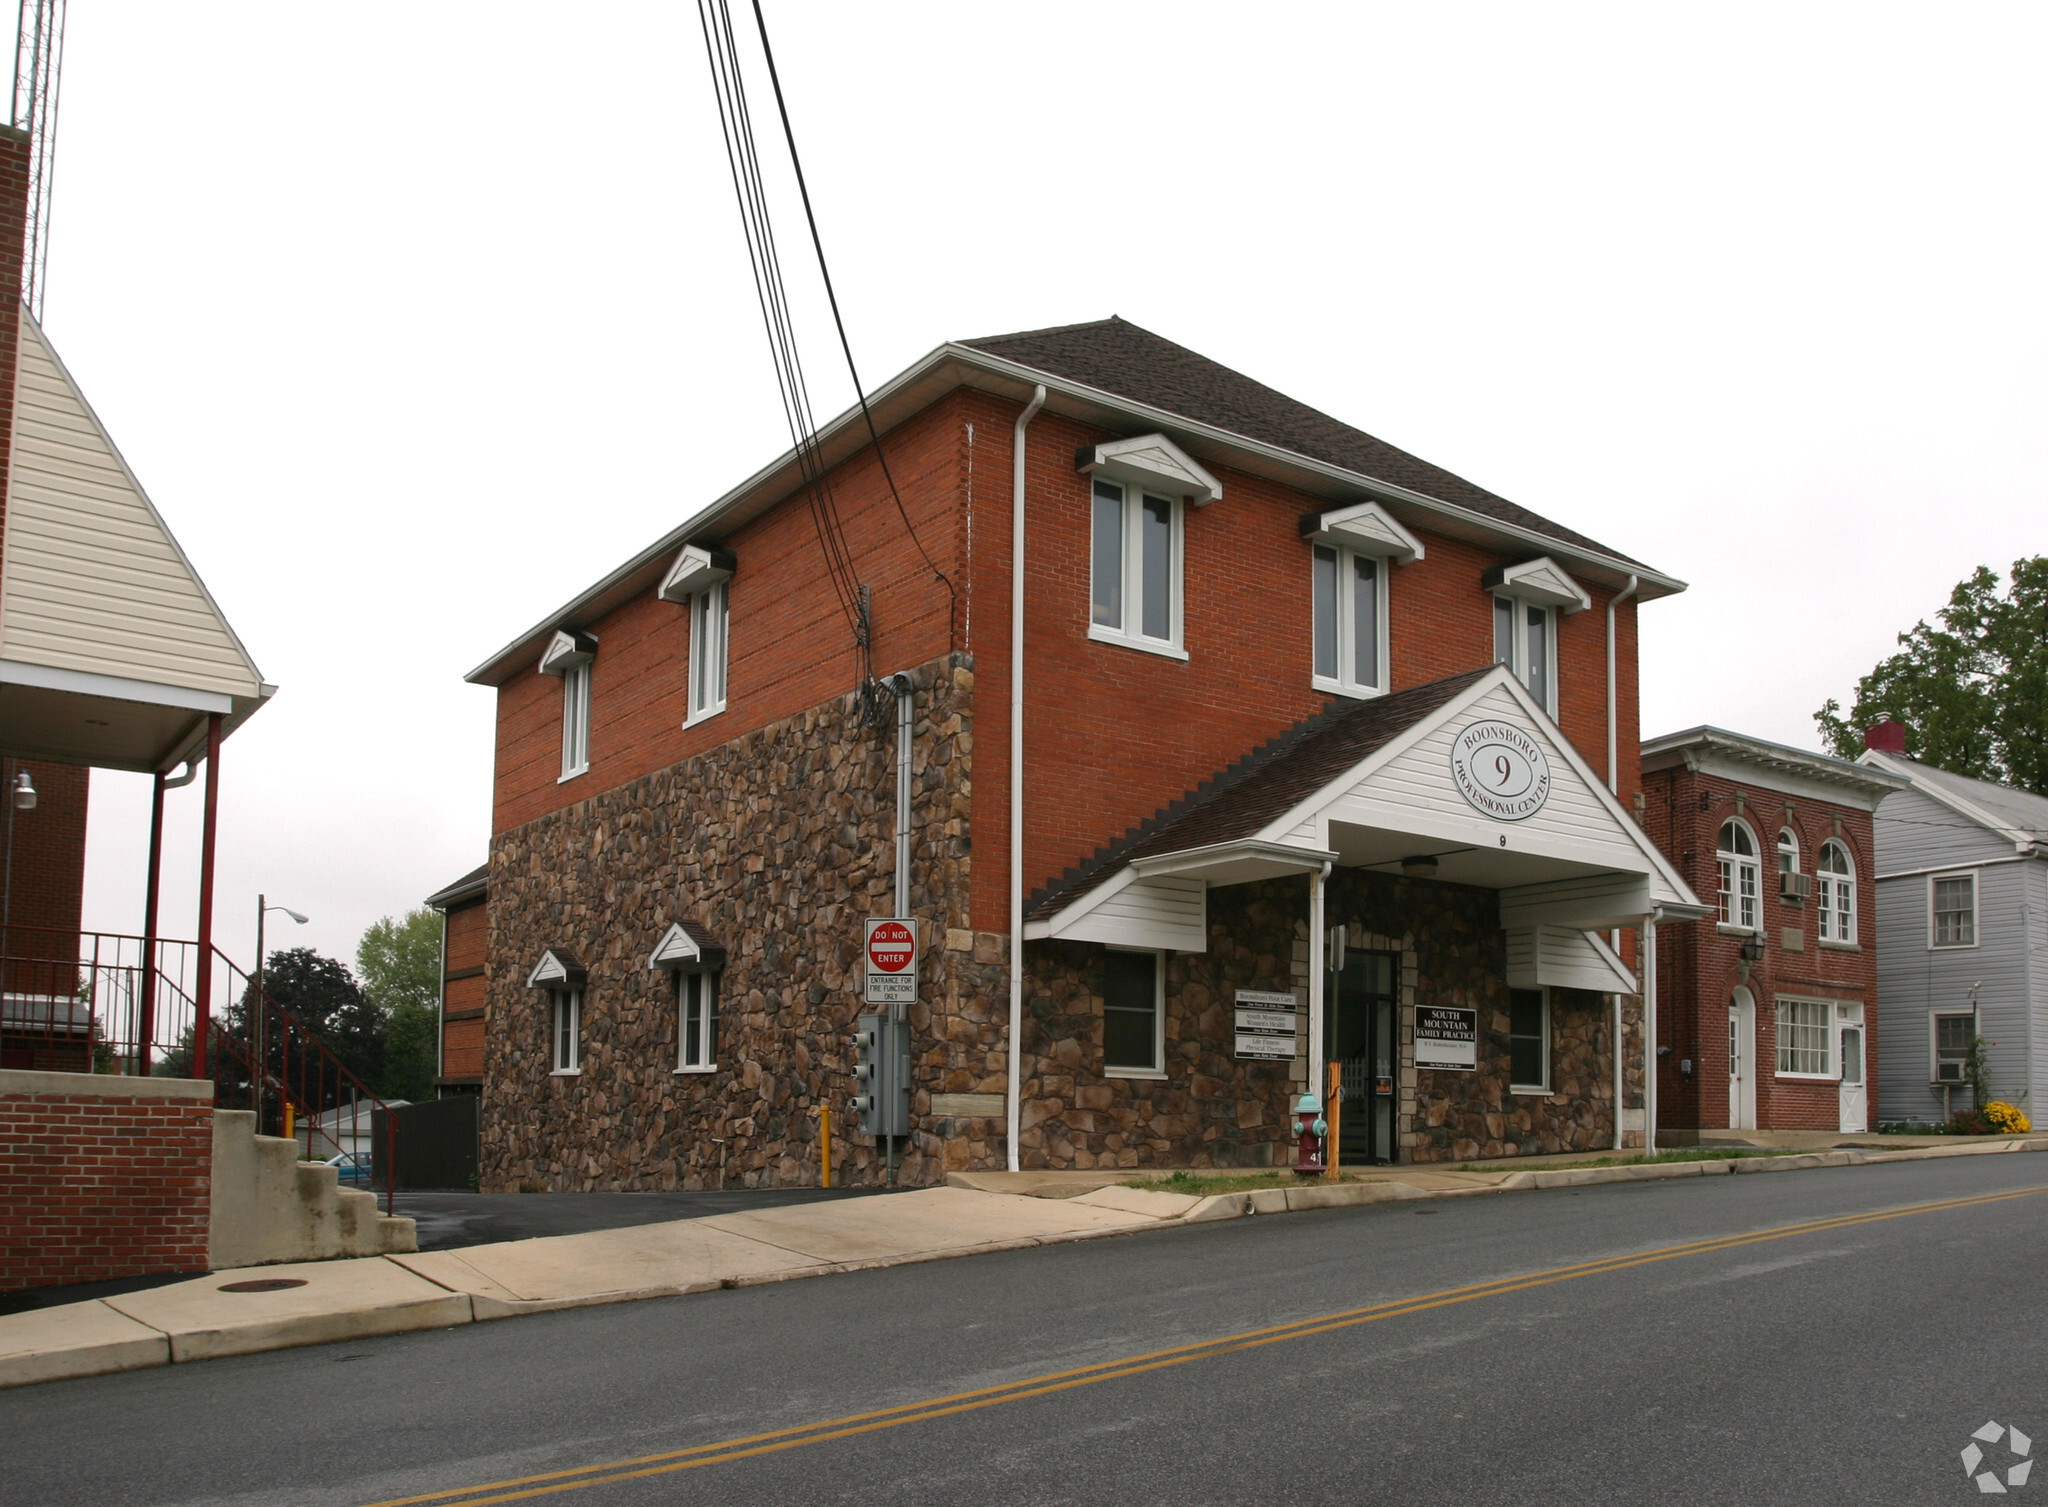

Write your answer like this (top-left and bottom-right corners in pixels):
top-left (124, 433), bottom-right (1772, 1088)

top-left (6, 1137), bottom-right (2044, 1390)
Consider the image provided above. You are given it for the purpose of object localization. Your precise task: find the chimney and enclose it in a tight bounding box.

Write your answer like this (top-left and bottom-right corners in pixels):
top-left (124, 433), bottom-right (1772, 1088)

top-left (1864, 719), bottom-right (1908, 755)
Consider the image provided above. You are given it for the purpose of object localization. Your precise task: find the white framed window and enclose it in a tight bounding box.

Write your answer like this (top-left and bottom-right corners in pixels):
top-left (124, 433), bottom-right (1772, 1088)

top-left (551, 989), bottom-right (582, 1075)
top-left (1777, 827), bottom-right (1800, 878)
top-left (1775, 997), bottom-right (1832, 1077)
top-left (1817, 840), bottom-right (1855, 944)
top-left (1930, 871), bottom-right (1978, 948)
top-left (688, 580), bottom-right (729, 725)
top-left (675, 970), bottom-right (719, 1072)
top-left (1717, 819), bottom-right (1761, 932)
top-left (1101, 947), bottom-right (1165, 1077)
top-left (1089, 479), bottom-right (1185, 658)
top-left (559, 662), bottom-right (591, 780)
top-left (1931, 1010), bottom-right (1976, 1084)
top-left (1493, 594), bottom-right (1555, 714)
top-left (1311, 544), bottom-right (1386, 697)
top-left (1508, 987), bottom-right (1550, 1093)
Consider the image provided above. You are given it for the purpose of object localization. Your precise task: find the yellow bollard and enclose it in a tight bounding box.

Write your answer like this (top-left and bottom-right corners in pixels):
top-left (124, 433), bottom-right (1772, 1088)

top-left (821, 1105), bottom-right (832, 1189)
top-left (284, 1101), bottom-right (295, 1149)
top-left (1325, 1061), bottom-right (1342, 1183)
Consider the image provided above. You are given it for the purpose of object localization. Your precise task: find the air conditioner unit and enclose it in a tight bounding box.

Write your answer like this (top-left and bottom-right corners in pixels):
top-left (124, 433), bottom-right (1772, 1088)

top-left (1780, 871), bottom-right (1813, 901)
top-left (1935, 1061), bottom-right (1966, 1083)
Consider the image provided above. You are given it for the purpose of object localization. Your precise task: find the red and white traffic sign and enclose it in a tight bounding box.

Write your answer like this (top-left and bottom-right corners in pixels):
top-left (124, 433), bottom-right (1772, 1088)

top-left (864, 918), bottom-right (917, 1004)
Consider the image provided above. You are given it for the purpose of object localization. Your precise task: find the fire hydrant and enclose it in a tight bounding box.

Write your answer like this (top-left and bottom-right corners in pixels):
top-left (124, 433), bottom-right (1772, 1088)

top-left (1292, 1092), bottom-right (1327, 1177)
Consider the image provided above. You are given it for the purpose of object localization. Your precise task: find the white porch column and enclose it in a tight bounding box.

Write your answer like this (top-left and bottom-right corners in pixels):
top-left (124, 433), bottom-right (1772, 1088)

top-left (1307, 862), bottom-right (1330, 1105)
top-left (1642, 914), bottom-right (1659, 1152)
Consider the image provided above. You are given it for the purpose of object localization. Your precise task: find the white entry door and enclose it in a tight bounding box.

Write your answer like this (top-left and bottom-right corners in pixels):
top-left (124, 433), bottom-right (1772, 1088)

top-left (1839, 1025), bottom-right (1868, 1133)
top-left (1728, 989), bottom-right (1757, 1130)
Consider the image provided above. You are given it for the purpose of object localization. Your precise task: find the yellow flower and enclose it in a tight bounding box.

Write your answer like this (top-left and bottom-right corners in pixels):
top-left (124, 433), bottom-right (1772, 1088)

top-left (1981, 1101), bottom-right (2032, 1134)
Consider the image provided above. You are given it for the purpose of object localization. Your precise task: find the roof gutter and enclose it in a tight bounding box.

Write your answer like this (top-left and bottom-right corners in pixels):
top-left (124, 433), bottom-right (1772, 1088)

top-left (465, 344), bottom-right (1686, 686)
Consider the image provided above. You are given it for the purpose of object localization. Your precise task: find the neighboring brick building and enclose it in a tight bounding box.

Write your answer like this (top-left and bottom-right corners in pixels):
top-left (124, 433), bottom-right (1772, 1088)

top-left (1639, 729), bottom-right (1908, 1136)
top-left (463, 318), bottom-right (1706, 1189)
top-left (426, 865), bottom-right (488, 1097)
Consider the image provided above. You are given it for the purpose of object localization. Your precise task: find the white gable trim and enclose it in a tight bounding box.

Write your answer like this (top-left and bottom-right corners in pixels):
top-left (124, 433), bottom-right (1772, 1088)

top-left (1076, 433), bottom-right (1222, 507)
top-left (1301, 501), bottom-right (1424, 564)
top-left (537, 630), bottom-right (596, 676)
top-left (649, 922), bottom-right (727, 969)
top-left (1024, 868), bottom-right (1208, 952)
top-left (1506, 926), bottom-right (1639, 993)
top-left (525, 948), bottom-right (586, 989)
top-left (1488, 556), bottom-right (1592, 614)
top-left (658, 544), bottom-right (736, 604)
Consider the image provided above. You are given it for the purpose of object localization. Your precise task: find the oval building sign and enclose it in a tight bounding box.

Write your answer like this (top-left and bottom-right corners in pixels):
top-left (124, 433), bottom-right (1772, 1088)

top-left (1449, 719), bottom-right (1552, 821)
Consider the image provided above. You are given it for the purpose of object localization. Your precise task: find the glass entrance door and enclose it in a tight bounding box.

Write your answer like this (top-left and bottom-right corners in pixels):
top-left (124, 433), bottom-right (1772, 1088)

top-left (1330, 949), bottom-right (1399, 1163)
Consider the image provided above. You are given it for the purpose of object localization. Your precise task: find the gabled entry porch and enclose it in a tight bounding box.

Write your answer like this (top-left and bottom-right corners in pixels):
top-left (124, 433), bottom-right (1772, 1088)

top-left (1017, 667), bottom-right (1707, 1168)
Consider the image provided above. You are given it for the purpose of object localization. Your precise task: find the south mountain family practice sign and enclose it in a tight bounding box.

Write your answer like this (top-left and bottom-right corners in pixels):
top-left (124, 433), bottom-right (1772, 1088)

top-left (1414, 1007), bottom-right (1478, 1071)
top-left (1449, 719), bottom-right (1552, 821)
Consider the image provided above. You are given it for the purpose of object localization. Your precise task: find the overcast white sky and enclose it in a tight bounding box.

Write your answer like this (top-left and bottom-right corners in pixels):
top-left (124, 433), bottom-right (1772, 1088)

top-left (48, 2), bottom-right (2047, 971)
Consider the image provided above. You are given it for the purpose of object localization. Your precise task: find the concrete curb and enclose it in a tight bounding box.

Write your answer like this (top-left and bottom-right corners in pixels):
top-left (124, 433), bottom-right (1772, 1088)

top-left (6, 1136), bottom-right (2044, 1389)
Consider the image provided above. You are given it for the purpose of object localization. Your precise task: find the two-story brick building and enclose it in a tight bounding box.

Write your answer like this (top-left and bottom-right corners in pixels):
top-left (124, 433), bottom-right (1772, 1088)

top-left (462, 317), bottom-right (1705, 1189)
top-left (1639, 728), bottom-right (1908, 1137)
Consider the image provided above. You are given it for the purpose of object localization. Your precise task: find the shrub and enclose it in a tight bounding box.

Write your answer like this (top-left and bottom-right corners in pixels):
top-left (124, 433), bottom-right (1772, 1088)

top-left (1980, 1101), bottom-right (2032, 1134)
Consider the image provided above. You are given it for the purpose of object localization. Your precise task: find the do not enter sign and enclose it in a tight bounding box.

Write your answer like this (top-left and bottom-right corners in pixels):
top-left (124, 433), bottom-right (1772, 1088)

top-left (864, 918), bottom-right (917, 1005)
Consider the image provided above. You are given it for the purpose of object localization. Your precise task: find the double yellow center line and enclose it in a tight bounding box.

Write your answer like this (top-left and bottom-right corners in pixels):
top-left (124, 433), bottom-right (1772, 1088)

top-left (363, 1184), bottom-right (2046, 1507)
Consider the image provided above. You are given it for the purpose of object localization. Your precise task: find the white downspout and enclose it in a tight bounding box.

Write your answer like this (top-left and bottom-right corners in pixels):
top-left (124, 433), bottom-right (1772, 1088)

top-left (1307, 861), bottom-right (1331, 1118)
top-left (1606, 574), bottom-right (1638, 1152)
top-left (1006, 385), bottom-right (1047, 1173)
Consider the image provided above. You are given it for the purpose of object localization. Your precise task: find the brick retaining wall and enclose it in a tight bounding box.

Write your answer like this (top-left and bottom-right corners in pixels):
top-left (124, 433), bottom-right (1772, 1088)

top-left (0, 1070), bottom-right (213, 1292)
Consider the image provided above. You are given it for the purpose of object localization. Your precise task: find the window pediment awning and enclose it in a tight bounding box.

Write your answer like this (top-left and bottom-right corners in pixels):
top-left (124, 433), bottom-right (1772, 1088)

top-left (659, 544), bottom-right (737, 603)
top-left (649, 920), bottom-right (728, 971)
top-left (526, 947), bottom-right (587, 989)
top-left (1299, 501), bottom-right (1424, 564)
top-left (1075, 433), bottom-right (1222, 506)
top-left (537, 630), bottom-right (597, 676)
top-left (1481, 557), bottom-right (1592, 614)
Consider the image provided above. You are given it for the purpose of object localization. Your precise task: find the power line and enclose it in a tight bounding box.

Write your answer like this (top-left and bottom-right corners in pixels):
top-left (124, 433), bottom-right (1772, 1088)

top-left (11, 0), bottom-right (65, 321)
top-left (749, 0), bottom-right (957, 650)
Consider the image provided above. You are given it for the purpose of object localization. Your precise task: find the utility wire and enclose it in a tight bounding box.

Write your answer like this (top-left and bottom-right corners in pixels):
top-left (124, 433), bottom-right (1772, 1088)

top-left (749, 0), bottom-right (958, 652)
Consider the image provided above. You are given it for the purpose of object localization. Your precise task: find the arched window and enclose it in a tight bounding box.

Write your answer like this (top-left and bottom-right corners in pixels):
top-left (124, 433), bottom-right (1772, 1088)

top-left (1717, 819), bottom-right (1760, 931)
top-left (1818, 840), bottom-right (1856, 944)
top-left (1777, 827), bottom-right (1800, 876)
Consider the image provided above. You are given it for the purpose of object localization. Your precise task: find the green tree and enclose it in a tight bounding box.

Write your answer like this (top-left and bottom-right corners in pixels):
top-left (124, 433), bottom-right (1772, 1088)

top-left (1816, 557), bottom-right (2048, 795)
top-left (357, 909), bottom-right (442, 1102)
top-left (260, 947), bottom-right (386, 1093)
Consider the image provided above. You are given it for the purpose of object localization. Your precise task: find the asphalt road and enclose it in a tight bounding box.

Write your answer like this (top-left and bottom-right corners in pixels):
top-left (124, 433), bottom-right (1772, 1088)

top-left (5, 1156), bottom-right (2044, 1507)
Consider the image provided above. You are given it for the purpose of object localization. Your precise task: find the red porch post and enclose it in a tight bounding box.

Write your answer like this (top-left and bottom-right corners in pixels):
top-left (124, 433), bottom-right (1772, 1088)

top-left (192, 714), bottom-right (222, 1077)
top-left (138, 769), bottom-right (166, 1076)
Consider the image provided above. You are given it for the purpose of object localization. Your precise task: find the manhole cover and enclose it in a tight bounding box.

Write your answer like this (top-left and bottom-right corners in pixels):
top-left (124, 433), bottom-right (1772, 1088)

top-left (217, 1278), bottom-right (308, 1293)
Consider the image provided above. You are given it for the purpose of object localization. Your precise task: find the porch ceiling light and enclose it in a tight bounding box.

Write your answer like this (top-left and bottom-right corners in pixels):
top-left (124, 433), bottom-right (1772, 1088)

top-left (10, 770), bottom-right (34, 810)
top-left (1400, 854), bottom-right (1439, 879)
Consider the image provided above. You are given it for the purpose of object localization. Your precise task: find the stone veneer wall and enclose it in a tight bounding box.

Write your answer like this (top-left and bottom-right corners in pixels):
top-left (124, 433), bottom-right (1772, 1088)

top-left (1016, 869), bottom-right (1642, 1170)
top-left (481, 654), bottom-right (1006, 1191)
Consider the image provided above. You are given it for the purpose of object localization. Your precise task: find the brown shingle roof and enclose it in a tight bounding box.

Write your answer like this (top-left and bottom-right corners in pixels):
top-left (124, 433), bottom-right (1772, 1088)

top-left (1027, 667), bottom-right (1495, 921)
top-left (963, 317), bottom-right (1640, 567)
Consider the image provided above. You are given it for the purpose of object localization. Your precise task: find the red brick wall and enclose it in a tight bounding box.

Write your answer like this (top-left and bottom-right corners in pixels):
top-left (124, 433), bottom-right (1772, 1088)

top-left (0, 1078), bottom-right (214, 1292)
top-left (0, 759), bottom-right (89, 1006)
top-left (1642, 764), bottom-right (1881, 1132)
top-left (488, 383), bottom-right (1644, 940)
top-left (439, 899), bottom-right (487, 1084)
top-left (0, 126), bottom-right (30, 558)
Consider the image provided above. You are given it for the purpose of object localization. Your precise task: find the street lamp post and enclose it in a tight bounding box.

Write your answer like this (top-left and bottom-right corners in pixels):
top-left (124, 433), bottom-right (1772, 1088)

top-left (254, 895), bottom-right (308, 1137)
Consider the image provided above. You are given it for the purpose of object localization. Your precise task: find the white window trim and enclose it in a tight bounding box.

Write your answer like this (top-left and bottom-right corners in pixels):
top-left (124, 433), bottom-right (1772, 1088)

top-left (1491, 591), bottom-right (1558, 715)
top-left (550, 988), bottom-right (582, 1075)
top-left (1929, 1006), bottom-right (1978, 1085)
top-left (1716, 819), bottom-right (1762, 933)
top-left (1816, 840), bottom-right (1856, 946)
top-left (1309, 541), bottom-right (1390, 700)
top-left (1773, 995), bottom-right (1836, 1080)
top-left (558, 661), bottom-right (591, 782)
top-left (1928, 869), bottom-right (1980, 950)
top-left (1088, 480), bottom-right (1186, 658)
top-left (1102, 945), bottom-right (1167, 1079)
top-left (685, 580), bottom-right (729, 728)
top-left (1777, 827), bottom-right (1800, 877)
top-left (1508, 987), bottom-right (1551, 1095)
top-left (674, 968), bottom-right (719, 1074)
